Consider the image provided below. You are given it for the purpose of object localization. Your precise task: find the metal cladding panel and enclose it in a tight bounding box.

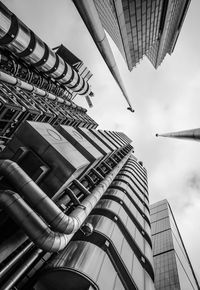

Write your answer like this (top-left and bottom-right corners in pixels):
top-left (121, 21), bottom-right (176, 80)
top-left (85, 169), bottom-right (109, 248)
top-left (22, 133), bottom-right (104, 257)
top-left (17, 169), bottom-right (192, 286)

top-left (98, 130), bottom-right (120, 150)
top-left (34, 154), bottom-right (155, 290)
top-left (89, 129), bottom-right (117, 153)
top-left (56, 44), bottom-right (82, 67)
top-left (104, 131), bottom-right (124, 148)
top-left (58, 125), bottom-right (103, 167)
top-left (3, 121), bottom-right (90, 196)
top-left (86, 215), bottom-right (147, 289)
top-left (35, 240), bottom-right (122, 290)
top-left (108, 131), bottom-right (125, 146)
top-left (118, 132), bottom-right (132, 143)
top-left (110, 131), bottom-right (127, 145)
top-left (76, 127), bottom-right (111, 157)
top-left (114, 132), bottom-right (130, 145)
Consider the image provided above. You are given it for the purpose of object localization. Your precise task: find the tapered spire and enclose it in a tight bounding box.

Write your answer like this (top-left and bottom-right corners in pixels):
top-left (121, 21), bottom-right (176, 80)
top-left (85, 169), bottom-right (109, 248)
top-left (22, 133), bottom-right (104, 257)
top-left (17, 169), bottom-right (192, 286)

top-left (156, 128), bottom-right (200, 141)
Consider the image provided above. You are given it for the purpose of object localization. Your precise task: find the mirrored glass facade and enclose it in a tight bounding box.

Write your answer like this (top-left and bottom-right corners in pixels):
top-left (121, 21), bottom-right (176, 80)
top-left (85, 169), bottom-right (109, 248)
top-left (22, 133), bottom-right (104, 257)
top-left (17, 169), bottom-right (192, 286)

top-left (150, 199), bottom-right (199, 290)
top-left (93, 0), bottom-right (191, 69)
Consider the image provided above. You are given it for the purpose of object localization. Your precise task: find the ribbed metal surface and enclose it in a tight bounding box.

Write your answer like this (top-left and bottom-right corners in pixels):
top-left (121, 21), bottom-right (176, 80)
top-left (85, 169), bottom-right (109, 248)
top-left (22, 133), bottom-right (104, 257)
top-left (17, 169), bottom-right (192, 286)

top-left (0, 2), bottom-right (91, 97)
top-left (35, 154), bottom-right (154, 290)
top-left (0, 150), bottom-right (131, 252)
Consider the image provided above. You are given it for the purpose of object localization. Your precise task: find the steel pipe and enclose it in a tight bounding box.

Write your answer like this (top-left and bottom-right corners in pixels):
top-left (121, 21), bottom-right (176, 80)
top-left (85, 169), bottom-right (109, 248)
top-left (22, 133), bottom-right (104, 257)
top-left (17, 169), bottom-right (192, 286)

top-left (0, 152), bottom-right (131, 235)
top-left (0, 2), bottom-right (91, 97)
top-left (73, 0), bottom-right (134, 112)
top-left (0, 152), bottom-right (131, 252)
top-left (0, 190), bottom-right (74, 252)
top-left (0, 159), bottom-right (76, 234)
top-left (1, 244), bottom-right (42, 290)
top-left (0, 241), bottom-right (33, 280)
top-left (0, 69), bottom-right (88, 113)
top-left (0, 49), bottom-right (65, 97)
top-left (0, 70), bottom-right (77, 108)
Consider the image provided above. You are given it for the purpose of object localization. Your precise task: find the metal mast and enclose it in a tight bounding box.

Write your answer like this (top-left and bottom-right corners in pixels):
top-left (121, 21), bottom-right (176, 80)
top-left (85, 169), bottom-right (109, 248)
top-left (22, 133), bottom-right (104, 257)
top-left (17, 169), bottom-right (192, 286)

top-left (156, 128), bottom-right (200, 141)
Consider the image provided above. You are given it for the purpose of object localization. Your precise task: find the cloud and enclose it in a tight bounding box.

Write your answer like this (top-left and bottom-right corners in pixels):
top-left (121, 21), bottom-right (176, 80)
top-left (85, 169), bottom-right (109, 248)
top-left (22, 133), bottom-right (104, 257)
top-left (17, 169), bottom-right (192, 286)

top-left (186, 172), bottom-right (200, 191)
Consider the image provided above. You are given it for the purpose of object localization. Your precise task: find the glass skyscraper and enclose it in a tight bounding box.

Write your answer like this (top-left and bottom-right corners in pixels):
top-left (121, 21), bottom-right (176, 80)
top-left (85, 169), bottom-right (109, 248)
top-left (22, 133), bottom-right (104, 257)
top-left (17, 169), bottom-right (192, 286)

top-left (75, 0), bottom-right (191, 70)
top-left (150, 199), bottom-right (199, 290)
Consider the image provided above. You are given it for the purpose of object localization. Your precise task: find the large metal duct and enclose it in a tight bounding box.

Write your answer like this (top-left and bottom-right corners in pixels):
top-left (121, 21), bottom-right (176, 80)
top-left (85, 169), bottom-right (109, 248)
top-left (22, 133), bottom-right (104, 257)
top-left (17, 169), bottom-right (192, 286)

top-left (0, 190), bottom-right (73, 252)
top-left (0, 2), bottom-right (91, 97)
top-left (0, 49), bottom-right (65, 97)
top-left (0, 152), bottom-right (131, 252)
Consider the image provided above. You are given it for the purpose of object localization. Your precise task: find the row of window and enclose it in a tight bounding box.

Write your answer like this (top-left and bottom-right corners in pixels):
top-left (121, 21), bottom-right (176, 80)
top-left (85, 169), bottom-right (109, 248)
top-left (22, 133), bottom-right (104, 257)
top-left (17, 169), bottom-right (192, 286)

top-left (124, 0), bottom-right (162, 65)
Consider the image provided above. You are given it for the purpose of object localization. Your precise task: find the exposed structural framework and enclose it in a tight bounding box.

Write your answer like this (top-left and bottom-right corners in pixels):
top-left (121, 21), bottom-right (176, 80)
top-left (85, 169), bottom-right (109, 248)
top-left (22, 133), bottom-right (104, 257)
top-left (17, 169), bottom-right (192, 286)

top-left (0, 118), bottom-right (155, 289)
top-left (156, 128), bottom-right (200, 142)
top-left (0, 76), bottom-right (98, 146)
top-left (150, 200), bottom-right (199, 290)
top-left (74, 0), bottom-right (191, 71)
top-left (0, 2), bottom-right (94, 101)
top-left (0, 3), bottom-right (99, 145)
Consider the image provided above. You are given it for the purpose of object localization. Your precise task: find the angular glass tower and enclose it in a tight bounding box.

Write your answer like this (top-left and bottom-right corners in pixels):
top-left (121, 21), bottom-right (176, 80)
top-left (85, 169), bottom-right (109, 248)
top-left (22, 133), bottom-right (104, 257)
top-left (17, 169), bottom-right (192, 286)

top-left (75, 0), bottom-right (191, 70)
top-left (150, 199), bottom-right (199, 290)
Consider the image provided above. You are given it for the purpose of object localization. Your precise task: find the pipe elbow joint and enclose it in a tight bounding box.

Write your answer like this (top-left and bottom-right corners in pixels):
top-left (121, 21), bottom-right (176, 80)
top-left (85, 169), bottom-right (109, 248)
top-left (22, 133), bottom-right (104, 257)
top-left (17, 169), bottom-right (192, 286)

top-left (0, 159), bottom-right (16, 175)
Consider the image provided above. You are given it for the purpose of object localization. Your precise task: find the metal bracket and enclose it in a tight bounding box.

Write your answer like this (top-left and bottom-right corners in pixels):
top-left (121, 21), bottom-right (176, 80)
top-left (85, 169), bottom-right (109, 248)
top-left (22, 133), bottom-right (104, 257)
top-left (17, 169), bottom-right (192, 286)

top-left (91, 168), bottom-right (104, 181)
top-left (73, 179), bottom-right (91, 196)
top-left (64, 188), bottom-right (82, 207)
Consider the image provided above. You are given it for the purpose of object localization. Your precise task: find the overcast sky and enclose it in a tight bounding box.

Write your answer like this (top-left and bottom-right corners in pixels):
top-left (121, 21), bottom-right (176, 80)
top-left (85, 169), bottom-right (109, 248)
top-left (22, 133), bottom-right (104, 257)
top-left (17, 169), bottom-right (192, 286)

top-left (2, 0), bottom-right (200, 277)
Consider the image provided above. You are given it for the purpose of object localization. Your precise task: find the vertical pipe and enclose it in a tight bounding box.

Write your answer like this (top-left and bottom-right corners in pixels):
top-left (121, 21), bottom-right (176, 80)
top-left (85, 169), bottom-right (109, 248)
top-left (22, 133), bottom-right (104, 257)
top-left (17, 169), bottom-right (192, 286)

top-left (72, 0), bottom-right (134, 112)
